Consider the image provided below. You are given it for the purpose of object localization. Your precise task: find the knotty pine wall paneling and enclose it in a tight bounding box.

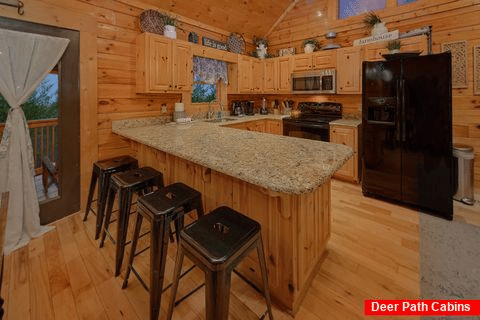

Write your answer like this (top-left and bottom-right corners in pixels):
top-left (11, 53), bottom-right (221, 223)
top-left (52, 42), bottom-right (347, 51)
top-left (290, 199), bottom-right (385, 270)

top-left (267, 0), bottom-right (480, 189)
top-left (1, 0), bottom-right (235, 211)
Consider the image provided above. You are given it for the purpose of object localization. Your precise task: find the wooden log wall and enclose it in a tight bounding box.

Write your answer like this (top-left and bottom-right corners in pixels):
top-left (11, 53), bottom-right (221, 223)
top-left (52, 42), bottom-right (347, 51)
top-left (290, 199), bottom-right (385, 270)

top-left (1, 0), bottom-right (237, 209)
top-left (267, 0), bottom-right (480, 189)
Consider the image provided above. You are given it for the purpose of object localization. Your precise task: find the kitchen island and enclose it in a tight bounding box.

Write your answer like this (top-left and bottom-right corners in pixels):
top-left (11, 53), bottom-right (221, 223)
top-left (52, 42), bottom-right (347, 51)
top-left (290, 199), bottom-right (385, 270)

top-left (112, 115), bottom-right (353, 314)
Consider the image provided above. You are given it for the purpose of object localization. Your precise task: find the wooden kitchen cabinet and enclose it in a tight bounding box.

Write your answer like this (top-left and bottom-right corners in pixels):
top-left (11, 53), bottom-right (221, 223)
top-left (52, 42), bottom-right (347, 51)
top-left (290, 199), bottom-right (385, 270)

top-left (252, 59), bottom-right (264, 92)
top-left (225, 119), bottom-right (282, 134)
top-left (262, 56), bottom-right (292, 93)
top-left (265, 119), bottom-right (282, 135)
top-left (172, 40), bottom-right (193, 91)
top-left (136, 33), bottom-right (192, 93)
top-left (277, 56), bottom-right (292, 93)
top-left (330, 124), bottom-right (359, 183)
top-left (244, 120), bottom-right (266, 132)
top-left (238, 56), bottom-right (264, 93)
top-left (263, 59), bottom-right (276, 92)
top-left (336, 47), bottom-right (363, 94)
top-left (292, 51), bottom-right (336, 71)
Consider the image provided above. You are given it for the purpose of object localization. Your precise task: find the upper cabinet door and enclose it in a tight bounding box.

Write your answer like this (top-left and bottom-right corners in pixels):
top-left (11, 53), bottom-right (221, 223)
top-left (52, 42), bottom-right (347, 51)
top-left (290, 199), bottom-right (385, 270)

top-left (293, 54), bottom-right (312, 71)
top-left (238, 56), bottom-right (252, 93)
top-left (173, 40), bottom-right (192, 91)
top-left (263, 59), bottom-right (276, 93)
top-left (312, 50), bottom-right (336, 69)
top-left (251, 59), bottom-right (264, 92)
top-left (337, 47), bottom-right (363, 94)
top-left (149, 36), bottom-right (173, 91)
top-left (277, 56), bottom-right (292, 93)
top-left (136, 33), bottom-right (192, 93)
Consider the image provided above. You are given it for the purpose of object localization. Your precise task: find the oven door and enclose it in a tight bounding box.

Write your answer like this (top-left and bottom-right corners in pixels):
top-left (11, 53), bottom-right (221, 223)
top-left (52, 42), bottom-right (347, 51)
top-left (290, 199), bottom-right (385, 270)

top-left (283, 120), bottom-right (330, 141)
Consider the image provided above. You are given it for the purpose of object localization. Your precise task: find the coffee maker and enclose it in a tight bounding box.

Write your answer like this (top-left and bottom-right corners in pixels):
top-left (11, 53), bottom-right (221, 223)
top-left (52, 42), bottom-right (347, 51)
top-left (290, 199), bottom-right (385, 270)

top-left (244, 101), bottom-right (255, 115)
top-left (231, 100), bottom-right (245, 116)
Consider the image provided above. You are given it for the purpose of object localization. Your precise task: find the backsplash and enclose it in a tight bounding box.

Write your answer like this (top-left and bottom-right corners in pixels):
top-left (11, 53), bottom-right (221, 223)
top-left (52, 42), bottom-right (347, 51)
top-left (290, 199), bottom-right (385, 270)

top-left (227, 94), bottom-right (362, 117)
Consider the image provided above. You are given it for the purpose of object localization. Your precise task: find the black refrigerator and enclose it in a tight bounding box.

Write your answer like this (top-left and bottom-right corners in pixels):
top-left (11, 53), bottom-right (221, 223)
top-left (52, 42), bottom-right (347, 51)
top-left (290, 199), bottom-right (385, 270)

top-left (361, 52), bottom-right (453, 220)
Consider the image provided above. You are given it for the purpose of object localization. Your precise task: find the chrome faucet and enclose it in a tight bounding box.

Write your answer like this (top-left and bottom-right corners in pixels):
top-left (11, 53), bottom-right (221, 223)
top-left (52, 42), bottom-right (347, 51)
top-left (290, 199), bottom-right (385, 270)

top-left (207, 101), bottom-right (215, 119)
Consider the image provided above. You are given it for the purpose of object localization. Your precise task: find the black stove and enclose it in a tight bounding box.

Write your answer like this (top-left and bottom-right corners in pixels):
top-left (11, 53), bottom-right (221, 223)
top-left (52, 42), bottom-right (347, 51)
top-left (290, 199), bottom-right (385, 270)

top-left (283, 102), bottom-right (342, 141)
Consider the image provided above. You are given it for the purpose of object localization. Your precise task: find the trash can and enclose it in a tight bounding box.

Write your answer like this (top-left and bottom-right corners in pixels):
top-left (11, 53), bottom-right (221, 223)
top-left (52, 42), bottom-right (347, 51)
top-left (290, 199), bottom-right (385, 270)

top-left (453, 144), bottom-right (475, 205)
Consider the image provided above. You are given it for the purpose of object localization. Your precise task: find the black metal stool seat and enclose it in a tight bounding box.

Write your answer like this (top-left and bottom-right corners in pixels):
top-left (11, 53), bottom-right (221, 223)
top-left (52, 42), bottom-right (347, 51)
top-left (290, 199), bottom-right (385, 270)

top-left (122, 182), bottom-right (204, 320)
top-left (99, 166), bottom-right (164, 277)
top-left (167, 206), bottom-right (274, 320)
top-left (83, 155), bottom-right (138, 239)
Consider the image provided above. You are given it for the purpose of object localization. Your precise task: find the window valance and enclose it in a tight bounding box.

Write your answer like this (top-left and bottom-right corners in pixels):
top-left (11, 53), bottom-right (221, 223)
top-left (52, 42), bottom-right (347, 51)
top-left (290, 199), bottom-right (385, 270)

top-left (193, 56), bottom-right (228, 85)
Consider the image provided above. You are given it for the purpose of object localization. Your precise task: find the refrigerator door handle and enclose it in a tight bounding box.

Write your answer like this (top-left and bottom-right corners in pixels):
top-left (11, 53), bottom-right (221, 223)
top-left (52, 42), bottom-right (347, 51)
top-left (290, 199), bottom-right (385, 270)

top-left (401, 79), bottom-right (406, 142)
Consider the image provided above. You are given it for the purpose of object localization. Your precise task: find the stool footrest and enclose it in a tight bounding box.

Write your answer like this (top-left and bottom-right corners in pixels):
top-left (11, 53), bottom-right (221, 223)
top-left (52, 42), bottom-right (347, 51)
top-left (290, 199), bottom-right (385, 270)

top-left (173, 282), bottom-right (205, 307)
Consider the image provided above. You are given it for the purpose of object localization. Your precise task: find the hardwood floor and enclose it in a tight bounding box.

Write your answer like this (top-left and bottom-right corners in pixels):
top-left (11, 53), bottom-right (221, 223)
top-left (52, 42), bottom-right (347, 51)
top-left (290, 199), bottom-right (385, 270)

top-left (2, 180), bottom-right (421, 319)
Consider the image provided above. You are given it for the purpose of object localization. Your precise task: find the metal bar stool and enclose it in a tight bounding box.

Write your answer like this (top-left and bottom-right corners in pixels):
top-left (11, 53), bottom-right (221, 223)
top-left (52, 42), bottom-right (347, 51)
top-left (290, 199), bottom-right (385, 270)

top-left (121, 182), bottom-right (204, 320)
top-left (83, 155), bottom-right (138, 239)
top-left (99, 166), bottom-right (164, 276)
top-left (166, 206), bottom-right (274, 320)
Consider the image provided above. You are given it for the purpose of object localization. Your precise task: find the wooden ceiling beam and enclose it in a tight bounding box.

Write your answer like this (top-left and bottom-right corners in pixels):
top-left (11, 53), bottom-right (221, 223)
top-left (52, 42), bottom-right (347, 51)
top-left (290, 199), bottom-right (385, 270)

top-left (264, 0), bottom-right (302, 38)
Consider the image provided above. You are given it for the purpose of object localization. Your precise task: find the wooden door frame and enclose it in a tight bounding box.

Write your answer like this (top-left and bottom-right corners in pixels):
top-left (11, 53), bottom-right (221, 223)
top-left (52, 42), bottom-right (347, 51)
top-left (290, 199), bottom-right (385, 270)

top-left (0, 17), bottom-right (80, 223)
top-left (0, 2), bottom-right (98, 220)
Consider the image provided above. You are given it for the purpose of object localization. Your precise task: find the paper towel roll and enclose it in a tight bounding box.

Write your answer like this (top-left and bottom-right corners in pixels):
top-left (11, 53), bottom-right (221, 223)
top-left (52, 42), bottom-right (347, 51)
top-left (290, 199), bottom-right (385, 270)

top-left (175, 103), bottom-right (184, 112)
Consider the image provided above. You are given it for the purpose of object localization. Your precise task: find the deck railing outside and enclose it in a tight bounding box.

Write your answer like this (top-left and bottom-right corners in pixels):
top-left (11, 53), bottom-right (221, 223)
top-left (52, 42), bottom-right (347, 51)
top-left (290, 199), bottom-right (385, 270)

top-left (0, 118), bottom-right (58, 175)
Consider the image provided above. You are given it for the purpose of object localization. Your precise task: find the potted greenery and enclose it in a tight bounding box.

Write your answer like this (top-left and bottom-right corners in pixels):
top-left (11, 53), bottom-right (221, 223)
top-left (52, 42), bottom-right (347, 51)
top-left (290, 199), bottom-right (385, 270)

top-left (363, 11), bottom-right (387, 36)
top-left (253, 37), bottom-right (268, 59)
top-left (303, 39), bottom-right (318, 53)
top-left (386, 40), bottom-right (401, 54)
top-left (162, 13), bottom-right (177, 39)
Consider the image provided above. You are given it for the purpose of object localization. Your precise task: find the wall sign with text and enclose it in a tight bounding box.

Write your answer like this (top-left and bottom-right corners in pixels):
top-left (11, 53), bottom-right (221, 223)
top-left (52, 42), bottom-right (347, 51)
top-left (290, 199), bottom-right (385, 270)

top-left (202, 37), bottom-right (228, 51)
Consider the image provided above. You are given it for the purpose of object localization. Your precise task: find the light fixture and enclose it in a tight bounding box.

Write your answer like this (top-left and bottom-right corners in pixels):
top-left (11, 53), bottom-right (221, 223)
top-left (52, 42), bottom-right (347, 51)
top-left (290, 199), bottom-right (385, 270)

top-left (0, 0), bottom-right (24, 15)
top-left (317, 11), bottom-right (322, 17)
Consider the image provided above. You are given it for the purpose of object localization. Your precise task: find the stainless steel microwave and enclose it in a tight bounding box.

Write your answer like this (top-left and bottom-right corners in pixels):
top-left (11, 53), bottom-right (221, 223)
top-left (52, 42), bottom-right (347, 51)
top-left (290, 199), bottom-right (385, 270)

top-left (291, 69), bottom-right (336, 94)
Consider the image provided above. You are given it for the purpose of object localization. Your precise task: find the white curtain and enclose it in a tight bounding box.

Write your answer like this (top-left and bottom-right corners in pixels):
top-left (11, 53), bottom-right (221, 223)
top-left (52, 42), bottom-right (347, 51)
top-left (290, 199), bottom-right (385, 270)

top-left (0, 29), bottom-right (69, 254)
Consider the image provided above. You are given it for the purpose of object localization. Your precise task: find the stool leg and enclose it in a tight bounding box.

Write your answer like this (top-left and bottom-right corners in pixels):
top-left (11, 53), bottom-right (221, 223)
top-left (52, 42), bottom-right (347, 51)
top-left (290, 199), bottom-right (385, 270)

top-left (122, 212), bottom-right (143, 289)
top-left (173, 216), bottom-right (184, 243)
top-left (99, 186), bottom-right (116, 248)
top-left (115, 189), bottom-right (132, 277)
top-left (149, 216), bottom-right (171, 320)
top-left (83, 170), bottom-right (98, 221)
top-left (257, 237), bottom-right (274, 320)
top-left (166, 245), bottom-right (185, 320)
top-left (194, 196), bottom-right (204, 219)
top-left (95, 172), bottom-right (110, 239)
top-left (205, 269), bottom-right (232, 320)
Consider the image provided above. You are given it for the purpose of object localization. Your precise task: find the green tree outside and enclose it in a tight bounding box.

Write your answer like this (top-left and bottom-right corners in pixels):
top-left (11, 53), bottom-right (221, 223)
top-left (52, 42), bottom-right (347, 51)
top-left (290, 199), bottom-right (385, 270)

top-left (0, 76), bottom-right (58, 123)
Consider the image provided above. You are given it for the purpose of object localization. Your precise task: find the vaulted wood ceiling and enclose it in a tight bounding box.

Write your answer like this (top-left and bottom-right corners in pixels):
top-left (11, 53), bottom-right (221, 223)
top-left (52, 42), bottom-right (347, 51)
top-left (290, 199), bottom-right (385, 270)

top-left (136, 0), bottom-right (295, 40)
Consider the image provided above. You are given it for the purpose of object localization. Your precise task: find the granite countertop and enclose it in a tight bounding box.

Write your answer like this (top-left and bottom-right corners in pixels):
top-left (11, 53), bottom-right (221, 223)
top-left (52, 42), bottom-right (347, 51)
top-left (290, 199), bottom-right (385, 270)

top-left (330, 118), bottom-right (362, 127)
top-left (113, 115), bottom-right (353, 195)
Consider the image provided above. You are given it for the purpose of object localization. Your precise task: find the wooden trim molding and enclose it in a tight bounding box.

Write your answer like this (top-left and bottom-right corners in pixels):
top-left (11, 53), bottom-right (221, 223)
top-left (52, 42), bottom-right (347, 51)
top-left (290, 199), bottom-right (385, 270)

top-left (474, 45), bottom-right (480, 95)
top-left (0, 0), bottom-right (98, 210)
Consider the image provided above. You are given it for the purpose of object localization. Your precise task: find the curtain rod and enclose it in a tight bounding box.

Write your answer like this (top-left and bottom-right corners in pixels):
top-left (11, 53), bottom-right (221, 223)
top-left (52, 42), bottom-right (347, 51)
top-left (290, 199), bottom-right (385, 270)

top-left (0, 0), bottom-right (24, 15)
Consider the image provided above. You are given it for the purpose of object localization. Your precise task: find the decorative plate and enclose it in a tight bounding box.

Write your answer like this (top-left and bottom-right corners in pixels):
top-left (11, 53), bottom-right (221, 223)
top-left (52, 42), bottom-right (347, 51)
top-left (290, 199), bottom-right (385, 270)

top-left (382, 51), bottom-right (422, 61)
top-left (139, 9), bottom-right (164, 34)
top-left (227, 33), bottom-right (245, 54)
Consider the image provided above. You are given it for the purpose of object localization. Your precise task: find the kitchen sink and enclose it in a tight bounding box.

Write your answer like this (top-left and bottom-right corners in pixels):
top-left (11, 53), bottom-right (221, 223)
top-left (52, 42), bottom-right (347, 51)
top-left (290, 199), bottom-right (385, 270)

top-left (203, 118), bottom-right (237, 123)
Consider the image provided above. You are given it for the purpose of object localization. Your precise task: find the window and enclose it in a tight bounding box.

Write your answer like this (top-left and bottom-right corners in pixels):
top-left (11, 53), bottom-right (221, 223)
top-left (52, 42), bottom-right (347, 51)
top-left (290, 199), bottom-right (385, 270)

top-left (192, 75), bottom-right (216, 103)
top-left (0, 72), bottom-right (58, 123)
top-left (191, 56), bottom-right (228, 103)
top-left (397, 0), bottom-right (417, 5)
top-left (338, 0), bottom-right (386, 19)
